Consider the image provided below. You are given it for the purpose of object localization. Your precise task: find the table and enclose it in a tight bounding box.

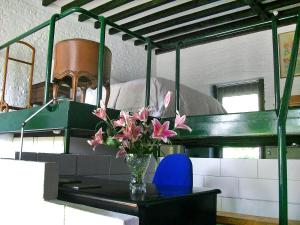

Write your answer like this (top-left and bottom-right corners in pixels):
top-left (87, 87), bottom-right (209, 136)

top-left (58, 176), bottom-right (221, 225)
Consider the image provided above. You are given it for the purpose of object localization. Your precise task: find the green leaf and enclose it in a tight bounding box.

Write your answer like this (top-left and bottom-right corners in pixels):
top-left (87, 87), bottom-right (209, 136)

top-left (106, 137), bottom-right (120, 148)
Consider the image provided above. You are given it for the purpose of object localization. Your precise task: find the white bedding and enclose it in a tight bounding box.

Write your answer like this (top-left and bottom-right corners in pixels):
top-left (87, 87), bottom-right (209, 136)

top-left (85, 77), bottom-right (226, 117)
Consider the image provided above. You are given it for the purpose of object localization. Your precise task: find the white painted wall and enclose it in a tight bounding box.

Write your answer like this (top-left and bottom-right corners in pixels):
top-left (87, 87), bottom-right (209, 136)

top-left (0, 159), bottom-right (139, 225)
top-left (0, 0), bottom-right (148, 108)
top-left (156, 25), bottom-right (300, 110)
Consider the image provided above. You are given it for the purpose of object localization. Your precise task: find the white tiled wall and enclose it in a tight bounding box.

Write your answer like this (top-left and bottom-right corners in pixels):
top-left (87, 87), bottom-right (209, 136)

top-left (192, 158), bottom-right (300, 220)
top-left (1, 134), bottom-right (299, 220)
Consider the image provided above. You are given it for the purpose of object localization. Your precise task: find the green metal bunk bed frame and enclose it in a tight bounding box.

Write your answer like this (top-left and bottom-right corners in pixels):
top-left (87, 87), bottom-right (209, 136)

top-left (0, 6), bottom-right (300, 225)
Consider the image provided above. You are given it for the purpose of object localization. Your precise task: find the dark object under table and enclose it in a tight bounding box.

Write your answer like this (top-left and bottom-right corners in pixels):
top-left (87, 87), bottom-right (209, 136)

top-left (58, 176), bottom-right (221, 225)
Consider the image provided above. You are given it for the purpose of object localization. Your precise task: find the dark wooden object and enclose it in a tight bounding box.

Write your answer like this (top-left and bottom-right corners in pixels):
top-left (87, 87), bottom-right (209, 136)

top-left (58, 176), bottom-right (220, 225)
top-left (52, 39), bottom-right (111, 106)
top-left (31, 82), bottom-right (69, 105)
top-left (217, 211), bottom-right (300, 225)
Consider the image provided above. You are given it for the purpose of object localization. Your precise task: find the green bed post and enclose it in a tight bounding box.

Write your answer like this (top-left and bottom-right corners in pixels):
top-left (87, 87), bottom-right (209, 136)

top-left (277, 12), bottom-right (300, 225)
top-left (272, 15), bottom-right (280, 115)
top-left (44, 14), bottom-right (59, 104)
top-left (175, 42), bottom-right (182, 113)
top-left (145, 38), bottom-right (152, 107)
top-left (97, 16), bottom-right (106, 108)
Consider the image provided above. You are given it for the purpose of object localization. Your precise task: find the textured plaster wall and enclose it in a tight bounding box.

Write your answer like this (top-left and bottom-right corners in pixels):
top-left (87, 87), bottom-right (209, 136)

top-left (0, 0), bottom-right (148, 108)
top-left (156, 25), bottom-right (300, 110)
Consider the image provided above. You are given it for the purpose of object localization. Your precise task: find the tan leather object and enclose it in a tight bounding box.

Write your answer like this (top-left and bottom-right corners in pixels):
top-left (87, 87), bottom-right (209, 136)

top-left (53, 38), bottom-right (112, 105)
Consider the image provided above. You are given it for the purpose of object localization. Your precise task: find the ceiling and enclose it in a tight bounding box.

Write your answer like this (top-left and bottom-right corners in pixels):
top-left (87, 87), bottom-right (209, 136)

top-left (42, 0), bottom-right (300, 54)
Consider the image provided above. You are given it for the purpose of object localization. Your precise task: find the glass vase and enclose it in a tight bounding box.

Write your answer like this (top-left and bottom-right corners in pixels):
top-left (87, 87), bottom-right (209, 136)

top-left (126, 154), bottom-right (151, 193)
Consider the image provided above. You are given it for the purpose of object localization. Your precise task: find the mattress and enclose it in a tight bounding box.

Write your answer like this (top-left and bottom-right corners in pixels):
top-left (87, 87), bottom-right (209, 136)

top-left (85, 77), bottom-right (226, 117)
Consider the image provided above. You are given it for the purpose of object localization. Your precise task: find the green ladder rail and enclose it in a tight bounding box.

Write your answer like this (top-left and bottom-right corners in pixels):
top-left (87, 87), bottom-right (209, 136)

top-left (277, 11), bottom-right (300, 225)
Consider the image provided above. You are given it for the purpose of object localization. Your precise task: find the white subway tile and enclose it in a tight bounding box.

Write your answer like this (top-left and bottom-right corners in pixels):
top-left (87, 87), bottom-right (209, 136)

top-left (289, 203), bottom-right (300, 220)
top-left (59, 154), bottom-right (77, 175)
top-left (53, 136), bottom-right (65, 153)
top-left (221, 159), bottom-right (257, 178)
top-left (288, 180), bottom-right (300, 204)
top-left (239, 178), bottom-right (278, 201)
top-left (77, 155), bottom-right (111, 176)
top-left (191, 158), bottom-right (220, 176)
top-left (221, 197), bottom-right (278, 218)
top-left (193, 175), bottom-right (204, 187)
top-left (204, 176), bottom-right (238, 198)
top-left (258, 159), bottom-right (277, 179)
top-left (217, 196), bottom-right (222, 211)
top-left (287, 160), bottom-right (300, 181)
top-left (34, 137), bottom-right (56, 153)
top-left (0, 134), bottom-right (15, 158)
top-left (259, 159), bottom-right (300, 181)
top-left (110, 157), bottom-right (129, 175)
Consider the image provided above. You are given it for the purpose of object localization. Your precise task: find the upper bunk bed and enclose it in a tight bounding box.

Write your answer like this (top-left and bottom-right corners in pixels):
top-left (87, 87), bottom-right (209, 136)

top-left (1, 1), bottom-right (300, 224)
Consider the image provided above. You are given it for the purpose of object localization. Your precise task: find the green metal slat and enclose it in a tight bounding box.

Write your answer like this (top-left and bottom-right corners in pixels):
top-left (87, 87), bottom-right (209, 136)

top-left (155, 8), bottom-right (299, 54)
top-left (244, 0), bottom-right (269, 21)
top-left (42, 0), bottom-right (56, 6)
top-left (108, 0), bottom-right (219, 35)
top-left (263, 0), bottom-right (300, 11)
top-left (134, 9), bottom-right (255, 46)
top-left (145, 39), bottom-right (152, 107)
top-left (79, 0), bottom-right (133, 22)
top-left (121, 1), bottom-right (246, 41)
top-left (61, 0), bottom-right (95, 12)
top-left (156, 16), bottom-right (263, 47)
top-left (175, 42), bottom-right (181, 113)
top-left (95, 0), bottom-right (174, 28)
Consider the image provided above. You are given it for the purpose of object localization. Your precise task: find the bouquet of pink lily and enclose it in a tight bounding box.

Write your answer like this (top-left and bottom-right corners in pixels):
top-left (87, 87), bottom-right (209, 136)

top-left (88, 91), bottom-right (192, 158)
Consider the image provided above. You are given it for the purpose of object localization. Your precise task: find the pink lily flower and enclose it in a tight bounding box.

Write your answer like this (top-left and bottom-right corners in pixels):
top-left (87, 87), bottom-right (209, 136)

top-left (152, 118), bottom-right (177, 143)
top-left (113, 117), bottom-right (125, 127)
top-left (164, 91), bottom-right (172, 108)
top-left (93, 108), bottom-right (107, 121)
top-left (116, 147), bottom-right (127, 158)
top-left (133, 107), bottom-right (149, 122)
top-left (123, 122), bottom-right (142, 143)
top-left (120, 111), bottom-right (131, 124)
top-left (175, 111), bottom-right (192, 132)
top-left (87, 128), bottom-right (104, 150)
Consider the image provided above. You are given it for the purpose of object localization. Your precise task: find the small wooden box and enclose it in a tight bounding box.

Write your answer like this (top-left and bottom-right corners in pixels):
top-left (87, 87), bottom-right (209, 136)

top-left (31, 82), bottom-right (69, 105)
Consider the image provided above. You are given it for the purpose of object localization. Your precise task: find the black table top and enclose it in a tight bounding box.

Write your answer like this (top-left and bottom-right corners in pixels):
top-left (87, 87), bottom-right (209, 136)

top-left (58, 176), bottom-right (220, 206)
